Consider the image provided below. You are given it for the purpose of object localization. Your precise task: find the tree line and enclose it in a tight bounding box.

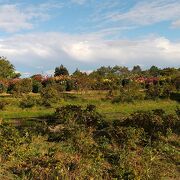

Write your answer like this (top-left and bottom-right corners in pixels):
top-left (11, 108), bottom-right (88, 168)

top-left (0, 56), bottom-right (179, 103)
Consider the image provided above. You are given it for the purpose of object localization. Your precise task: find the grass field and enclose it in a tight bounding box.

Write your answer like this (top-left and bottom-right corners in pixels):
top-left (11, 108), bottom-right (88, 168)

top-left (0, 91), bottom-right (179, 121)
top-left (0, 91), bottom-right (179, 179)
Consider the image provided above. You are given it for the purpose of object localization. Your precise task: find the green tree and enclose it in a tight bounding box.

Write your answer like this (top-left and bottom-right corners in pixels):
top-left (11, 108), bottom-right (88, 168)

top-left (132, 65), bottom-right (142, 74)
top-left (9, 78), bottom-right (32, 96)
top-left (0, 57), bottom-right (20, 78)
top-left (112, 66), bottom-right (130, 75)
top-left (72, 68), bottom-right (84, 76)
top-left (54, 65), bottom-right (69, 76)
top-left (149, 66), bottom-right (160, 77)
top-left (160, 67), bottom-right (179, 76)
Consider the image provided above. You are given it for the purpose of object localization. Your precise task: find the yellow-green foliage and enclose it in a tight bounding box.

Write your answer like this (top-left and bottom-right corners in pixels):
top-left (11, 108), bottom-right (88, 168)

top-left (0, 105), bottom-right (179, 179)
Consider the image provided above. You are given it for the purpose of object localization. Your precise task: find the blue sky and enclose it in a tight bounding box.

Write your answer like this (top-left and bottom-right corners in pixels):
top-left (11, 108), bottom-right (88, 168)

top-left (0, 0), bottom-right (180, 76)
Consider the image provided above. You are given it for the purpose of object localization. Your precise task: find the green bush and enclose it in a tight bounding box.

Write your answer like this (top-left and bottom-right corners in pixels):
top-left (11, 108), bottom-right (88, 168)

top-left (40, 86), bottom-right (59, 107)
top-left (32, 81), bottom-right (42, 93)
top-left (109, 126), bottom-right (145, 148)
top-left (54, 83), bottom-right (66, 92)
top-left (54, 105), bottom-right (106, 128)
top-left (19, 78), bottom-right (32, 93)
top-left (123, 109), bottom-right (179, 138)
top-left (19, 95), bottom-right (37, 108)
top-left (145, 84), bottom-right (161, 100)
top-left (8, 78), bottom-right (32, 96)
top-left (0, 123), bottom-right (32, 163)
top-left (0, 106), bottom-right (179, 179)
top-left (172, 75), bottom-right (180, 90)
top-left (47, 104), bottom-right (108, 145)
top-left (160, 83), bottom-right (175, 98)
top-left (112, 82), bottom-right (145, 103)
top-left (66, 80), bottom-right (74, 91)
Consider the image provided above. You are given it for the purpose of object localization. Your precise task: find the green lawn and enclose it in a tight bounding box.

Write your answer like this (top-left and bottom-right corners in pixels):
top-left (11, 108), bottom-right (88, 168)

top-left (0, 92), bottom-right (179, 121)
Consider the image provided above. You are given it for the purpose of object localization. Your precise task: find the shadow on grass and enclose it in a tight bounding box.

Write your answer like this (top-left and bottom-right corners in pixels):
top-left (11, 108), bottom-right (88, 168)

top-left (5, 115), bottom-right (54, 127)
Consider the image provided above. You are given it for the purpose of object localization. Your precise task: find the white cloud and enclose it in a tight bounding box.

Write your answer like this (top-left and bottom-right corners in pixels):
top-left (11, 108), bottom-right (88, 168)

top-left (0, 5), bottom-right (33, 32)
top-left (45, 69), bottom-right (54, 75)
top-left (171, 19), bottom-right (180, 28)
top-left (0, 32), bottom-right (179, 73)
top-left (22, 72), bottom-right (31, 77)
top-left (0, 2), bottom-right (63, 32)
top-left (103, 0), bottom-right (180, 26)
top-left (82, 70), bottom-right (93, 74)
top-left (80, 0), bottom-right (180, 35)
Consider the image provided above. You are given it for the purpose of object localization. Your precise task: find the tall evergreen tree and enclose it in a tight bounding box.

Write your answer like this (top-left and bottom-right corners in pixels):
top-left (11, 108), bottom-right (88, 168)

top-left (54, 64), bottom-right (69, 76)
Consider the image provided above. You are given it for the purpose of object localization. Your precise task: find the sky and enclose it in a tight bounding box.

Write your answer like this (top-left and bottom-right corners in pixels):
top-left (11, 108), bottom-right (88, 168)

top-left (0, 0), bottom-right (180, 76)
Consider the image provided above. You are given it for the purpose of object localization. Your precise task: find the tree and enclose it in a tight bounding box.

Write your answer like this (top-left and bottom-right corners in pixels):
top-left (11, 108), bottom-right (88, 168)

top-left (132, 65), bottom-right (142, 74)
top-left (149, 66), bottom-right (160, 77)
top-left (160, 67), bottom-right (178, 76)
top-left (112, 66), bottom-right (130, 75)
top-left (96, 66), bottom-right (112, 76)
top-left (54, 65), bottom-right (69, 76)
top-left (0, 56), bottom-right (20, 78)
top-left (31, 74), bottom-right (43, 82)
top-left (8, 78), bottom-right (32, 96)
top-left (72, 68), bottom-right (84, 77)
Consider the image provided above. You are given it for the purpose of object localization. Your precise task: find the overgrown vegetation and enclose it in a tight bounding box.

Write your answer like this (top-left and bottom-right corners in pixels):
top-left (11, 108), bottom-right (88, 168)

top-left (0, 105), bottom-right (179, 179)
top-left (0, 58), bottom-right (179, 179)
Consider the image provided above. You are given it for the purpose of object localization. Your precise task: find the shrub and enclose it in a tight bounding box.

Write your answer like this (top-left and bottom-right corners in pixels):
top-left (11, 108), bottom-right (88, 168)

top-left (32, 81), bottom-right (42, 93)
top-left (170, 92), bottom-right (180, 102)
top-left (8, 78), bottom-right (32, 96)
top-left (122, 109), bottom-right (179, 139)
top-left (54, 105), bottom-right (106, 129)
top-left (66, 80), bottom-right (74, 91)
top-left (19, 78), bottom-right (32, 93)
top-left (1, 106), bottom-right (179, 179)
top-left (54, 83), bottom-right (66, 92)
top-left (7, 81), bottom-right (21, 96)
top-left (109, 126), bottom-right (145, 148)
top-left (42, 77), bottom-right (55, 87)
top-left (0, 123), bottom-right (32, 164)
top-left (112, 82), bottom-right (145, 103)
top-left (145, 84), bottom-right (161, 100)
top-left (48, 105), bottom-right (108, 143)
top-left (0, 100), bottom-right (8, 110)
top-left (19, 95), bottom-right (37, 108)
top-left (160, 83), bottom-right (175, 98)
top-left (122, 78), bottom-right (130, 87)
top-left (146, 83), bottom-right (176, 100)
top-left (40, 86), bottom-right (59, 106)
top-left (125, 111), bottom-right (163, 137)
top-left (172, 75), bottom-right (180, 90)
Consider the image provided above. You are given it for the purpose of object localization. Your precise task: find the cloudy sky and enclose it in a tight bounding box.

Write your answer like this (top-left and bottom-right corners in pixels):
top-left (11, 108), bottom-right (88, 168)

top-left (0, 0), bottom-right (180, 76)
